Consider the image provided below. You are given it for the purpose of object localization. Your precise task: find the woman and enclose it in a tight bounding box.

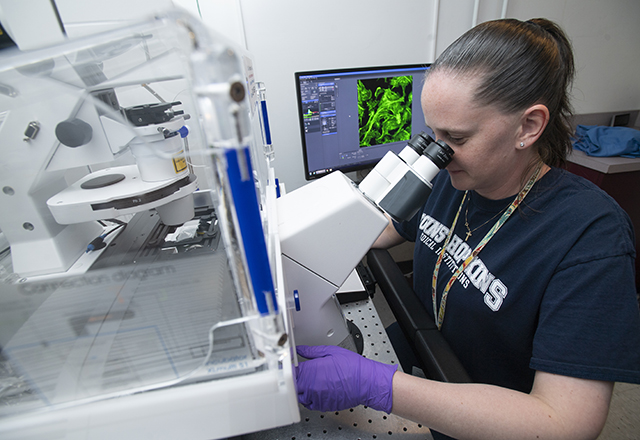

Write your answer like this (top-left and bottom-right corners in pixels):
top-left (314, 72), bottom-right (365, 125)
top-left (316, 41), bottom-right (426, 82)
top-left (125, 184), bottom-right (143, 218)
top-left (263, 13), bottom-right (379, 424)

top-left (295, 18), bottom-right (640, 440)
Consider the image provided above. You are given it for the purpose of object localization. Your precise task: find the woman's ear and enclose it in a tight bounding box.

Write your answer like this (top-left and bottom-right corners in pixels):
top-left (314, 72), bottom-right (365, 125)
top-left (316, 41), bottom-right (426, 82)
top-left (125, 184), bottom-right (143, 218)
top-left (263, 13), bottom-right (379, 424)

top-left (517, 104), bottom-right (549, 149)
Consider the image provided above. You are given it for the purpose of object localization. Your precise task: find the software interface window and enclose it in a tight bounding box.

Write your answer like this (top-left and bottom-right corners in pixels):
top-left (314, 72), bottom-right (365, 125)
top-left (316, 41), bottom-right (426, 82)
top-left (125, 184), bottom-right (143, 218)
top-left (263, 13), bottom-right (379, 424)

top-left (297, 65), bottom-right (432, 179)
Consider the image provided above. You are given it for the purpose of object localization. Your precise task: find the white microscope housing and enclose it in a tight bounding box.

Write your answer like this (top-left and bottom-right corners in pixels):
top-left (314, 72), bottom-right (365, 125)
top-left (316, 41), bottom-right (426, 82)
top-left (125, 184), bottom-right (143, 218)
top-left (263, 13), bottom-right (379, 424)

top-left (278, 133), bottom-right (454, 350)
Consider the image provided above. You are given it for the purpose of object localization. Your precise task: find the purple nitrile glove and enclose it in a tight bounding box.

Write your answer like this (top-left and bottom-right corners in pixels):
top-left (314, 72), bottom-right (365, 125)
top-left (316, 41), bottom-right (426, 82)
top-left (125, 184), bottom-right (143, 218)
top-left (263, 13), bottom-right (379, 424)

top-left (295, 345), bottom-right (398, 413)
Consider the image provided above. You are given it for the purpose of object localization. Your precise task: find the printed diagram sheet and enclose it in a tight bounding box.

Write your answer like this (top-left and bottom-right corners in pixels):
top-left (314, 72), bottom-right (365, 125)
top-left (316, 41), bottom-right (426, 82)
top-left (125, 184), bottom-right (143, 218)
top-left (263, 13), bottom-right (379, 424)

top-left (0, 250), bottom-right (255, 414)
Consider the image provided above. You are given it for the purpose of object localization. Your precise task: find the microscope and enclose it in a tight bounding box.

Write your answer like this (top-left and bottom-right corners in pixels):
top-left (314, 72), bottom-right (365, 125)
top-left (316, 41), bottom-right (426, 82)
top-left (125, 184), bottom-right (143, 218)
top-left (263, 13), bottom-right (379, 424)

top-left (278, 133), bottom-right (453, 350)
top-left (0, 51), bottom-right (198, 278)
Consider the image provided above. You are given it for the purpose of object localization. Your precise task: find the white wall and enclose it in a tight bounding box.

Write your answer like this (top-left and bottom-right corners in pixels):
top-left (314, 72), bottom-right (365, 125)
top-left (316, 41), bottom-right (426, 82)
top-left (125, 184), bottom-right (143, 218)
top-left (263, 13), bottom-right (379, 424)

top-left (177, 0), bottom-right (439, 191)
top-left (239, 0), bottom-right (440, 191)
top-left (185, 0), bottom-right (640, 190)
top-left (504, 0), bottom-right (640, 115)
top-left (436, 0), bottom-right (640, 112)
top-left (173, 0), bottom-right (246, 47)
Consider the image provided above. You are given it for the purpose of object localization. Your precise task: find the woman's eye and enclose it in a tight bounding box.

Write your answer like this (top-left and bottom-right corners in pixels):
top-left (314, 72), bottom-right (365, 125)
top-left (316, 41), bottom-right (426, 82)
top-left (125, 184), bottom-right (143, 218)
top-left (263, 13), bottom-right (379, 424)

top-left (430, 128), bottom-right (466, 145)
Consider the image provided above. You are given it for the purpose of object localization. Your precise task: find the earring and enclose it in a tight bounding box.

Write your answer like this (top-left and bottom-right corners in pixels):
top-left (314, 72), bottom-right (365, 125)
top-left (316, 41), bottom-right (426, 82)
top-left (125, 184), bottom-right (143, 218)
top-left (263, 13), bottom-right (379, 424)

top-left (520, 142), bottom-right (525, 147)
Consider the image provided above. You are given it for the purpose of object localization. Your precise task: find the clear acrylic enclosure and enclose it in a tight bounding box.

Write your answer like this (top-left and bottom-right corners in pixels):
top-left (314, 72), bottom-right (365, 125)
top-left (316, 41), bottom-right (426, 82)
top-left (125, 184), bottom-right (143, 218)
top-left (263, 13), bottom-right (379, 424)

top-left (0, 9), bottom-right (297, 439)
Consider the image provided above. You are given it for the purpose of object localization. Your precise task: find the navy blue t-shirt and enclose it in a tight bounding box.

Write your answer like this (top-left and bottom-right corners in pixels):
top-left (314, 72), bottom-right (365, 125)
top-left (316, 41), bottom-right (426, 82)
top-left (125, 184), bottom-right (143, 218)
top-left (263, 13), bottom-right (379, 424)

top-left (395, 167), bottom-right (640, 393)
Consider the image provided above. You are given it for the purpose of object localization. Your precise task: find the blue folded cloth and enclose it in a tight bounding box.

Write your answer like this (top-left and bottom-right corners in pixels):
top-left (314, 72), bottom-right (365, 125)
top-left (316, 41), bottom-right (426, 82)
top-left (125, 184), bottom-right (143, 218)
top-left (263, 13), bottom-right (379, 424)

top-left (573, 124), bottom-right (640, 158)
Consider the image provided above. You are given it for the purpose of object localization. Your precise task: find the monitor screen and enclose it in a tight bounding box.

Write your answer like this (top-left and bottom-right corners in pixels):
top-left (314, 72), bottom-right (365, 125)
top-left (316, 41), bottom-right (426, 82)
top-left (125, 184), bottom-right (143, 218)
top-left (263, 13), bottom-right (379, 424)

top-left (295, 64), bottom-right (433, 180)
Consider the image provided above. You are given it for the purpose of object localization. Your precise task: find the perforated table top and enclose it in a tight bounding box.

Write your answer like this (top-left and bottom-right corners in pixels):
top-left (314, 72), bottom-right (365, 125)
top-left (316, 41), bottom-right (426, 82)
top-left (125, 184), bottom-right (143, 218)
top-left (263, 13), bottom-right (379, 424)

top-left (239, 298), bottom-right (433, 440)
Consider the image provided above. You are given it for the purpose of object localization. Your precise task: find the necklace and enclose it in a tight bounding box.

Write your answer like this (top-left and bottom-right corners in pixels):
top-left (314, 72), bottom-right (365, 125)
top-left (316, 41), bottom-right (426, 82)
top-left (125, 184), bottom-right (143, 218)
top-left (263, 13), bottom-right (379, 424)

top-left (464, 202), bottom-right (509, 242)
top-left (431, 162), bottom-right (544, 330)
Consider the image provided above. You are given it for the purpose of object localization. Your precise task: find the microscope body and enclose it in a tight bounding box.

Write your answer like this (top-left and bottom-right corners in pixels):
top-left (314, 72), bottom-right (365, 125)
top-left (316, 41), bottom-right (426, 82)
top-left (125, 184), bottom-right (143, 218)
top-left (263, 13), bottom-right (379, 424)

top-left (278, 171), bottom-right (388, 349)
top-left (279, 133), bottom-right (453, 350)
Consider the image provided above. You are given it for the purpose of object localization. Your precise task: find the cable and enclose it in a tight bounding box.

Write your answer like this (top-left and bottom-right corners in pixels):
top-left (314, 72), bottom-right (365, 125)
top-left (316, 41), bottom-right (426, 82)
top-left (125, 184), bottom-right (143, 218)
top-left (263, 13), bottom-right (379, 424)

top-left (86, 221), bottom-right (126, 253)
top-left (472, 0), bottom-right (480, 27)
top-left (432, 0), bottom-right (440, 59)
top-left (501, 0), bottom-right (509, 18)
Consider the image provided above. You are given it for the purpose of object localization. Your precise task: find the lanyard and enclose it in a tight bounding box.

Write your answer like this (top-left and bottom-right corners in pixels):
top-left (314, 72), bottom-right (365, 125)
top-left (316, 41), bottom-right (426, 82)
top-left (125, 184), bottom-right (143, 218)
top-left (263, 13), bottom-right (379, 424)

top-left (431, 163), bottom-right (543, 330)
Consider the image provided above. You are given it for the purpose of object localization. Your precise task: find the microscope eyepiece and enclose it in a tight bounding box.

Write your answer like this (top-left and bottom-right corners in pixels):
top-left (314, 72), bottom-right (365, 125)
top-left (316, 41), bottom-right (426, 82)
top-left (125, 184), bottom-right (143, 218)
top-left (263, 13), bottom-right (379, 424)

top-left (358, 132), bottom-right (455, 222)
top-left (422, 139), bottom-right (454, 170)
top-left (407, 132), bottom-right (435, 155)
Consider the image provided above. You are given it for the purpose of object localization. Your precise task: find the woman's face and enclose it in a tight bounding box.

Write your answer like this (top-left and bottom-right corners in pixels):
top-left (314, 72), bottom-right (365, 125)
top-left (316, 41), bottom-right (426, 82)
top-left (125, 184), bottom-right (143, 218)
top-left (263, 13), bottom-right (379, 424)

top-left (421, 72), bottom-right (529, 200)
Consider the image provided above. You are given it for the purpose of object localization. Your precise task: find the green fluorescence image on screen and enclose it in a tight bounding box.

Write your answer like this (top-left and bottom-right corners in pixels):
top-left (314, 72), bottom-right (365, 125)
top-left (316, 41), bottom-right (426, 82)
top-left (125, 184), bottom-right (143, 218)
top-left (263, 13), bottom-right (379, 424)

top-left (358, 75), bottom-right (413, 148)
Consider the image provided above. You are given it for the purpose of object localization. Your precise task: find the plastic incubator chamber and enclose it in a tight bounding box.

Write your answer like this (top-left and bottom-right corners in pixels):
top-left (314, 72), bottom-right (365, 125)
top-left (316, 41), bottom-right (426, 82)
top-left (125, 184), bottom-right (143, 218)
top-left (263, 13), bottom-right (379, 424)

top-left (0, 9), bottom-right (298, 439)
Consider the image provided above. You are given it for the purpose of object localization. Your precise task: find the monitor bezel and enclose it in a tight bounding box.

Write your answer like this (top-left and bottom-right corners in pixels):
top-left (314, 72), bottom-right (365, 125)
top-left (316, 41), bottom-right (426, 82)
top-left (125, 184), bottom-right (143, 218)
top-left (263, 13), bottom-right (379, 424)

top-left (294, 63), bottom-right (431, 181)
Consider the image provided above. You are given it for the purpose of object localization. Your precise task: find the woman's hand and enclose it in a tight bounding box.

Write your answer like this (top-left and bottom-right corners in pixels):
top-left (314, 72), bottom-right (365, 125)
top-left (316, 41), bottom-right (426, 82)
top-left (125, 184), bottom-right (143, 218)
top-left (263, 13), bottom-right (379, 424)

top-left (295, 345), bottom-right (398, 413)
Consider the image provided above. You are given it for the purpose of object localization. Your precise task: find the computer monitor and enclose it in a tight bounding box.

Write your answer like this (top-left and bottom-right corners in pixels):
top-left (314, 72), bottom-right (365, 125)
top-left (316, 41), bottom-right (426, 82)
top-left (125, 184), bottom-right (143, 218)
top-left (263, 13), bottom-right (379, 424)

top-left (295, 64), bottom-right (433, 180)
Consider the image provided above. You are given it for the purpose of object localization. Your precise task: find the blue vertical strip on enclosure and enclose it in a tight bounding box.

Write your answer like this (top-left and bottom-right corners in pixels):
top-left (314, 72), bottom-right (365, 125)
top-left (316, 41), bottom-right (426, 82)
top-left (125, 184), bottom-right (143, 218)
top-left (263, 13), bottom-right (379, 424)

top-left (225, 147), bottom-right (277, 315)
top-left (260, 100), bottom-right (272, 145)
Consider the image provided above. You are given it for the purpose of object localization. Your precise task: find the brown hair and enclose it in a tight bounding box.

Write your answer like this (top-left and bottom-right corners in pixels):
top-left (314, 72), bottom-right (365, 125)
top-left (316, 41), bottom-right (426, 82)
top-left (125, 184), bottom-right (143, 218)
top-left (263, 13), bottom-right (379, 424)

top-left (429, 18), bottom-right (575, 168)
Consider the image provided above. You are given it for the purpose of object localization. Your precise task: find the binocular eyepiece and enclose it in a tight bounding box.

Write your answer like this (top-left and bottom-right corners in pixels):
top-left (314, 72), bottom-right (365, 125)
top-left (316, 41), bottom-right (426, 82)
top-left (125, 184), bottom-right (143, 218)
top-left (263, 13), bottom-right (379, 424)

top-left (358, 132), bottom-right (454, 222)
top-left (405, 132), bottom-right (455, 170)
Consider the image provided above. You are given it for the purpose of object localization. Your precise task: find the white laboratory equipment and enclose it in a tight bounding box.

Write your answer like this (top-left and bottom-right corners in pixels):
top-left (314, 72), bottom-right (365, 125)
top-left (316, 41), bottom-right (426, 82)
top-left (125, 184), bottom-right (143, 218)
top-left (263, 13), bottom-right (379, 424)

top-left (0, 9), bottom-right (299, 440)
top-left (278, 133), bottom-right (454, 351)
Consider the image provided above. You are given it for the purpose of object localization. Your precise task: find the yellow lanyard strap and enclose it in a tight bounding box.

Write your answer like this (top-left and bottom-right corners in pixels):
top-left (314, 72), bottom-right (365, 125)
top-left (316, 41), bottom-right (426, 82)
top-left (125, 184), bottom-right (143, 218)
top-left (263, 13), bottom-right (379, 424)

top-left (431, 163), bottom-right (543, 330)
